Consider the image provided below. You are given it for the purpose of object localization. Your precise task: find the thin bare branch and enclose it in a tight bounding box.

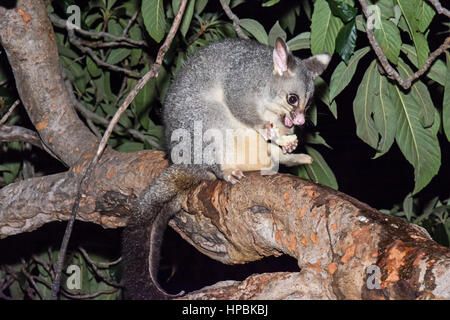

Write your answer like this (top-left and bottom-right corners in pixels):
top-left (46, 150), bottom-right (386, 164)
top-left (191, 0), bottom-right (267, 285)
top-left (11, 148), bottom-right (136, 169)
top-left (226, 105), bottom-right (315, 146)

top-left (359, 0), bottom-right (450, 90)
top-left (428, 0), bottom-right (450, 18)
top-left (50, 14), bottom-right (147, 47)
top-left (0, 125), bottom-right (43, 149)
top-left (0, 100), bottom-right (20, 126)
top-left (219, 0), bottom-right (249, 39)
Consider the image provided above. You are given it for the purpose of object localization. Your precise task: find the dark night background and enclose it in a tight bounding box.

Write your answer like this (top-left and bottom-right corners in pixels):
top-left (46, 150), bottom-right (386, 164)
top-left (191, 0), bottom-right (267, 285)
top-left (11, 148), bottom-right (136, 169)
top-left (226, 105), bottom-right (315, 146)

top-left (0, 0), bottom-right (449, 297)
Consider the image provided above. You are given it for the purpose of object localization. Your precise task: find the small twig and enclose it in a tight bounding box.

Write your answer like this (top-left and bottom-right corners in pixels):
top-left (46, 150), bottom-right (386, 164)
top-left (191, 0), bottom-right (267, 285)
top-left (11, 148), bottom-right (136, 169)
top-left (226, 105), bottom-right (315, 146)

top-left (50, 14), bottom-right (147, 47)
top-left (0, 79), bottom-right (8, 87)
top-left (0, 99), bottom-right (20, 126)
top-left (359, 0), bottom-right (450, 90)
top-left (219, 0), bottom-right (249, 39)
top-left (67, 28), bottom-right (141, 78)
top-left (78, 247), bottom-right (122, 287)
top-left (21, 263), bottom-right (44, 300)
top-left (428, 0), bottom-right (450, 18)
top-left (51, 0), bottom-right (188, 300)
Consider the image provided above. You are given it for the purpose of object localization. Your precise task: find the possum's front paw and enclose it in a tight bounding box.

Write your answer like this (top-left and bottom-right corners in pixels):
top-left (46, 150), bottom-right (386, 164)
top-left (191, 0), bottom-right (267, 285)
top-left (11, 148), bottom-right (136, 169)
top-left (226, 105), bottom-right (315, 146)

top-left (223, 169), bottom-right (245, 184)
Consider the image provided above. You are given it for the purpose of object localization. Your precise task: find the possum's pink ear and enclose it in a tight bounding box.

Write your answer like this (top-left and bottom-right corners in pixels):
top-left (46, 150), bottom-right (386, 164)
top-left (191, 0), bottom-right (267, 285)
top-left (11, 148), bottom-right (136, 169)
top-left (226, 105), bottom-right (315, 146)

top-left (273, 37), bottom-right (289, 76)
top-left (304, 53), bottom-right (331, 79)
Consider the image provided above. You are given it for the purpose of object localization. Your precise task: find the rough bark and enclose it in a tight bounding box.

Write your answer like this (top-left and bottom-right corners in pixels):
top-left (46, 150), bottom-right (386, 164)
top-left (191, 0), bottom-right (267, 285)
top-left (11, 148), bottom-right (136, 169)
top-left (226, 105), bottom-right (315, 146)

top-left (0, 0), bottom-right (449, 300)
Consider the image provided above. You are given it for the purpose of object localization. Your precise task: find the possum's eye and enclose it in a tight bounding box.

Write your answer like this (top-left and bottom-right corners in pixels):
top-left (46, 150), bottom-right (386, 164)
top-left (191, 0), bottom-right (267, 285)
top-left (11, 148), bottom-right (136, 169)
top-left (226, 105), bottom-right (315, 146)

top-left (287, 94), bottom-right (299, 106)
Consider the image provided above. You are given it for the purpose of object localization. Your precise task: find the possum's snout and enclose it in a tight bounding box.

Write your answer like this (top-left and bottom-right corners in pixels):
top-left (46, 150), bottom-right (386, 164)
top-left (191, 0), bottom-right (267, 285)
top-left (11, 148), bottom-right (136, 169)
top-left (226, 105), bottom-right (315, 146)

top-left (284, 110), bottom-right (305, 127)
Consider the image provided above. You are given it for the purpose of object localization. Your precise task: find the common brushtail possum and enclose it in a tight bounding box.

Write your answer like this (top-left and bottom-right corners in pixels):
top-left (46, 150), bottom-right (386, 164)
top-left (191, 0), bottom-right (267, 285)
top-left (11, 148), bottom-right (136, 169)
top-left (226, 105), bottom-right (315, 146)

top-left (122, 37), bottom-right (331, 299)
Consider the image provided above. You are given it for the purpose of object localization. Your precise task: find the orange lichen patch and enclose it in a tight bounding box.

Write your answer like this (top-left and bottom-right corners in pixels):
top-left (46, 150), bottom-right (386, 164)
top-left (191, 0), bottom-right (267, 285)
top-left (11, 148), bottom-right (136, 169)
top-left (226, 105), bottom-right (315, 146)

top-left (306, 260), bottom-right (322, 273)
top-left (287, 233), bottom-right (296, 252)
top-left (82, 153), bottom-right (94, 159)
top-left (297, 207), bottom-right (307, 218)
top-left (285, 204), bottom-right (291, 211)
top-left (17, 8), bottom-right (31, 23)
top-left (35, 121), bottom-right (49, 131)
top-left (382, 240), bottom-right (416, 283)
top-left (412, 251), bottom-right (426, 267)
top-left (328, 199), bottom-right (336, 207)
top-left (371, 248), bottom-right (379, 258)
top-left (330, 223), bottom-right (337, 232)
top-left (106, 167), bottom-right (116, 179)
top-left (340, 244), bottom-right (356, 264)
top-left (275, 230), bottom-right (283, 247)
top-left (310, 211), bottom-right (317, 218)
top-left (283, 192), bottom-right (290, 201)
top-left (310, 232), bottom-right (318, 244)
top-left (48, 137), bottom-right (53, 143)
top-left (300, 235), bottom-right (309, 246)
top-left (321, 227), bottom-right (325, 233)
top-left (74, 165), bottom-right (83, 174)
top-left (51, 103), bottom-right (57, 108)
top-left (327, 262), bottom-right (337, 275)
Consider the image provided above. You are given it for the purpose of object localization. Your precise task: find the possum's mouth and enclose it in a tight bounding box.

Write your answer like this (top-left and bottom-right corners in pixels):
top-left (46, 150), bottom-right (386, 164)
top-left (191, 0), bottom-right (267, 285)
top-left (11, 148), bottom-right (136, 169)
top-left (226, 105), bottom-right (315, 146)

top-left (284, 112), bottom-right (305, 127)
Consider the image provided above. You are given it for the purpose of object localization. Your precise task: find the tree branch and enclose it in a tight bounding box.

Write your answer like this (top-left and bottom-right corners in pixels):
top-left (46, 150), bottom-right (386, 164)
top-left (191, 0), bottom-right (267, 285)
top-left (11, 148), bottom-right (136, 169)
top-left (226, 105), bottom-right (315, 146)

top-left (359, 0), bottom-right (450, 90)
top-left (0, 1), bottom-right (100, 167)
top-left (219, 0), bottom-right (249, 40)
top-left (0, 125), bottom-right (43, 149)
top-left (0, 151), bottom-right (448, 299)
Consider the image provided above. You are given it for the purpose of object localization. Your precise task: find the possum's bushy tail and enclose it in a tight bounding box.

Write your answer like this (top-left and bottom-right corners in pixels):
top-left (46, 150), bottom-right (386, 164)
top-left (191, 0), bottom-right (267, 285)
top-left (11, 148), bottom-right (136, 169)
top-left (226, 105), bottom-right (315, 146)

top-left (121, 164), bottom-right (216, 300)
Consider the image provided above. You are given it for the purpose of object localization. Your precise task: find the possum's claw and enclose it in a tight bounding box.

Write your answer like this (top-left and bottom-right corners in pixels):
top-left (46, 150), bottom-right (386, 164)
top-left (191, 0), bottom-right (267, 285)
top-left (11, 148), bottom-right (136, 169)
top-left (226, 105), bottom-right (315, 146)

top-left (224, 169), bottom-right (245, 184)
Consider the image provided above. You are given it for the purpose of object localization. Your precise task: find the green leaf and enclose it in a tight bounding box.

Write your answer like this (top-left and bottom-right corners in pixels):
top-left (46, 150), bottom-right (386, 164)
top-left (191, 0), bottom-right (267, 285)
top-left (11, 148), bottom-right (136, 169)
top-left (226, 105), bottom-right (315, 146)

top-left (389, 82), bottom-right (441, 194)
top-left (397, 59), bottom-right (435, 128)
top-left (372, 68), bottom-right (397, 158)
top-left (180, 0), bottom-right (195, 38)
top-left (304, 146), bottom-right (338, 189)
top-left (239, 19), bottom-right (268, 45)
top-left (305, 132), bottom-right (332, 149)
top-left (397, 0), bottom-right (430, 68)
top-left (328, 0), bottom-right (357, 23)
top-left (401, 44), bottom-right (446, 86)
top-left (329, 46), bottom-right (370, 101)
top-left (315, 76), bottom-right (337, 118)
top-left (195, 0), bottom-right (208, 14)
top-left (444, 52), bottom-right (450, 142)
top-left (310, 0), bottom-right (343, 55)
top-left (286, 32), bottom-right (310, 51)
top-left (335, 20), bottom-right (356, 63)
top-left (416, 1), bottom-right (435, 33)
top-left (280, 7), bottom-right (297, 34)
top-left (403, 193), bottom-right (414, 221)
top-left (307, 103), bottom-right (318, 125)
top-left (106, 48), bottom-right (131, 64)
top-left (86, 56), bottom-right (102, 77)
top-left (116, 141), bottom-right (144, 152)
top-left (353, 60), bottom-right (379, 149)
top-left (262, 0), bottom-right (280, 7)
top-left (373, 20), bottom-right (401, 65)
top-left (142, 0), bottom-right (166, 43)
top-left (268, 21), bottom-right (287, 47)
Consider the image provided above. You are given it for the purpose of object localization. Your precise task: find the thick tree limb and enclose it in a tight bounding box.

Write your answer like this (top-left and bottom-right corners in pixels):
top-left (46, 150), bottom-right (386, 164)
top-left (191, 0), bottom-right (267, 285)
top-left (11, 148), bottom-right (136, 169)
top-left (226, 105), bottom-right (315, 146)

top-left (0, 0), bottom-right (100, 167)
top-left (1, 151), bottom-right (449, 299)
top-left (0, 125), bottom-right (43, 149)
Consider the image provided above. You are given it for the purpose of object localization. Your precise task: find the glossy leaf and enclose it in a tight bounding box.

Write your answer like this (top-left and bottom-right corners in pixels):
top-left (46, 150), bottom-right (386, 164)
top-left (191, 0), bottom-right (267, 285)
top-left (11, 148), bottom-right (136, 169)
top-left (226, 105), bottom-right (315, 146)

top-left (305, 146), bottom-right (338, 190)
top-left (268, 21), bottom-right (287, 46)
top-left (239, 18), bottom-right (268, 45)
top-left (329, 46), bottom-right (370, 101)
top-left (286, 32), bottom-right (310, 51)
top-left (373, 20), bottom-right (401, 65)
top-left (310, 0), bottom-right (343, 55)
top-left (335, 20), bottom-right (357, 63)
top-left (444, 52), bottom-right (450, 142)
top-left (389, 82), bottom-right (441, 194)
top-left (180, 0), bottom-right (195, 38)
top-left (142, 0), bottom-right (166, 43)
top-left (397, 0), bottom-right (430, 68)
top-left (328, 0), bottom-right (357, 23)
